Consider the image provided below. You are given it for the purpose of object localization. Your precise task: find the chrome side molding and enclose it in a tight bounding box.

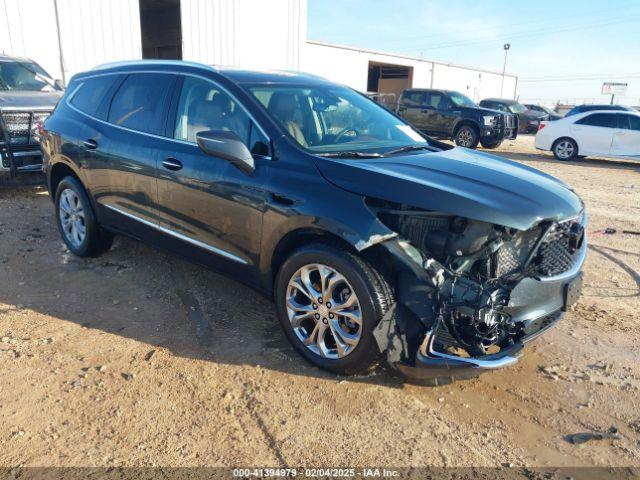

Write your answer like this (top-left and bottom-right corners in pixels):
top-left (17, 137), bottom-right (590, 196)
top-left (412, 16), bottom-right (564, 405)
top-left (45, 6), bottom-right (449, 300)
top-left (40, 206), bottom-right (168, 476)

top-left (103, 204), bottom-right (248, 265)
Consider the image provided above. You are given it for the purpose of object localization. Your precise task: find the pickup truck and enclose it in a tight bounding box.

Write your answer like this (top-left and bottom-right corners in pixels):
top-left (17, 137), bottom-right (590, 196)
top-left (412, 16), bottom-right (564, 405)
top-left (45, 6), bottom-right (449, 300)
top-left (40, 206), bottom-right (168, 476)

top-left (0, 54), bottom-right (62, 178)
top-left (396, 88), bottom-right (517, 149)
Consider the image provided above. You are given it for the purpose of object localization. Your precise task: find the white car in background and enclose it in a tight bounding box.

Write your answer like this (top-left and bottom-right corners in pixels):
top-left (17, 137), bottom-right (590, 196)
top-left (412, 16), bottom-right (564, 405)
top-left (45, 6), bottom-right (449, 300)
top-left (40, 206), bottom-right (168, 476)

top-left (535, 110), bottom-right (640, 161)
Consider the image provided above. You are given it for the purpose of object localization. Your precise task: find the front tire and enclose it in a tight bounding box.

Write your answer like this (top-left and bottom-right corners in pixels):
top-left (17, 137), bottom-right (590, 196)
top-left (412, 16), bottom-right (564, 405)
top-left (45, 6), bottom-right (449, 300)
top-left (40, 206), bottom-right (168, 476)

top-left (55, 176), bottom-right (113, 257)
top-left (454, 125), bottom-right (479, 149)
top-left (479, 138), bottom-right (503, 149)
top-left (552, 137), bottom-right (578, 161)
top-left (275, 244), bottom-right (392, 375)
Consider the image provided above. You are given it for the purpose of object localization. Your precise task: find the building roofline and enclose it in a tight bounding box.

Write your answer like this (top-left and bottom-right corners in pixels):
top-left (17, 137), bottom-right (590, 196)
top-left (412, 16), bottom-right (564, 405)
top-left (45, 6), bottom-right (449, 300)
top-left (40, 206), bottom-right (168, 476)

top-left (306, 40), bottom-right (517, 79)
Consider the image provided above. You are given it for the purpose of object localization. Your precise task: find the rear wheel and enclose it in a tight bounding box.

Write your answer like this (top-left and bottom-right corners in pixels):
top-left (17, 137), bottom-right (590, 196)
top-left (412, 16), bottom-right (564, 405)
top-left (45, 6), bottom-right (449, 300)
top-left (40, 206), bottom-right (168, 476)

top-left (275, 244), bottom-right (392, 375)
top-left (55, 176), bottom-right (113, 257)
top-left (479, 138), bottom-right (503, 149)
top-left (552, 137), bottom-right (578, 161)
top-left (454, 125), bottom-right (479, 149)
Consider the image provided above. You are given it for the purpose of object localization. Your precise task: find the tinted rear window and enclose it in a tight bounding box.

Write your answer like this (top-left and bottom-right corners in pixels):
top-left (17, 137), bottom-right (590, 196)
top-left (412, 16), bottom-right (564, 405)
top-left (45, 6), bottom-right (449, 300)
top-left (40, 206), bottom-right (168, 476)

top-left (108, 73), bottom-right (175, 135)
top-left (619, 114), bottom-right (640, 131)
top-left (402, 91), bottom-right (425, 106)
top-left (70, 75), bottom-right (119, 119)
top-left (575, 113), bottom-right (617, 128)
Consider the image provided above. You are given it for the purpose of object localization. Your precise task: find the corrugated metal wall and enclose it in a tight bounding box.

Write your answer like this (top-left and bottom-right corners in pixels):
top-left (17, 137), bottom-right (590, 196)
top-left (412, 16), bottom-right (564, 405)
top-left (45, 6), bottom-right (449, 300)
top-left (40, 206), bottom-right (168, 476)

top-left (1, 0), bottom-right (62, 78)
top-left (56, 0), bottom-right (142, 79)
top-left (0, 0), bottom-right (141, 82)
top-left (180, 0), bottom-right (306, 70)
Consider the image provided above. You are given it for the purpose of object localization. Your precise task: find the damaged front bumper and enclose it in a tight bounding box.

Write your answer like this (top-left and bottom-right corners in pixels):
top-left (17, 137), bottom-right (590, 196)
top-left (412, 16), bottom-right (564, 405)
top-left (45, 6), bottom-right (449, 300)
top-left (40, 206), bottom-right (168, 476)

top-left (371, 216), bottom-right (586, 384)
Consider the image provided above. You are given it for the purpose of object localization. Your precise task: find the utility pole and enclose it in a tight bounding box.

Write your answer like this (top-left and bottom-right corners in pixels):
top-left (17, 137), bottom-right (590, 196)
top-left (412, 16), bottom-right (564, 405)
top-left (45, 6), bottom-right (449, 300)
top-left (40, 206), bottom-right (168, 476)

top-left (53, 0), bottom-right (66, 85)
top-left (500, 43), bottom-right (510, 98)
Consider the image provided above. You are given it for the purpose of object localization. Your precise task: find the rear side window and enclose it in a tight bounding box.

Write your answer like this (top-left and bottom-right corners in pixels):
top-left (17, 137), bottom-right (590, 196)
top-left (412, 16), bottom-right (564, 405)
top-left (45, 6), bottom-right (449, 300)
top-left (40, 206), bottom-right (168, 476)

top-left (619, 114), bottom-right (640, 131)
top-left (108, 73), bottom-right (174, 135)
top-left (402, 91), bottom-right (425, 106)
top-left (70, 75), bottom-right (119, 119)
top-left (576, 113), bottom-right (617, 128)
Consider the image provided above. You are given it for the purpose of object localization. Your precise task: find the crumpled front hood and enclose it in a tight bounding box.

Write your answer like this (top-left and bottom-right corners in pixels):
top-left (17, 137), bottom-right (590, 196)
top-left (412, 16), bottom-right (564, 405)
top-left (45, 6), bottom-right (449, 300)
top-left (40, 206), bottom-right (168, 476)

top-left (0, 91), bottom-right (61, 110)
top-left (313, 147), bottom-right (583, 231)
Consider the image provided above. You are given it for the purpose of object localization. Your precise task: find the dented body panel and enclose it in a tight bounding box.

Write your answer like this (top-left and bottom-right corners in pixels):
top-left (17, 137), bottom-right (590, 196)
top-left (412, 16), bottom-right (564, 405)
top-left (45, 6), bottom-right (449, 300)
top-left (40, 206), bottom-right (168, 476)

top-left (312, 147), bottom-right (583, 231)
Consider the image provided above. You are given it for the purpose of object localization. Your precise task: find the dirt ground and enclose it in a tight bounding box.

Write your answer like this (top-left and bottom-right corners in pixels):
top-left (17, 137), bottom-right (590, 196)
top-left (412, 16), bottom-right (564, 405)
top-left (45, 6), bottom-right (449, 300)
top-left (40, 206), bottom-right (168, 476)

top-left (1, 135), bottom-right (639, 469)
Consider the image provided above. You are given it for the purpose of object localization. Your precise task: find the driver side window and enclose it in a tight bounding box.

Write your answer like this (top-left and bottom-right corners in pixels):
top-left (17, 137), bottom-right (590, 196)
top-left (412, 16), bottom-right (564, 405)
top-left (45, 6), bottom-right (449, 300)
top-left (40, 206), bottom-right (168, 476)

top-left (174, 77), bottom-right (250, 145)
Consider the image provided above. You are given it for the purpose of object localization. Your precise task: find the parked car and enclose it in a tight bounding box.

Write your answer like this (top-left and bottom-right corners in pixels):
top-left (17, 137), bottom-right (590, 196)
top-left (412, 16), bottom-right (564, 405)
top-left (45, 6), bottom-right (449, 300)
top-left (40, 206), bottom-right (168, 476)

top-left (536, 110), bottom-right (640, 161)
top-left (479, 98), bottom-right (545, 134)
top-left (396, 88), bottom-right (517, 149)
top-left (0, 54), bottom-right (63, 177)
top-left (564, 104), bottom-right (635, 117)
top-left (42, 61), bottom-right (586, 383)
top-left (524, 104), bottom-right (563, 121)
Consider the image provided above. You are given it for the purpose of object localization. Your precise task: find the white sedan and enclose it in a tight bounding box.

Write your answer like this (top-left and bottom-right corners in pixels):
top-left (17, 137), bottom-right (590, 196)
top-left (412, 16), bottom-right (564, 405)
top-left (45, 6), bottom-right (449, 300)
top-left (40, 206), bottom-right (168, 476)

top-left (535, 109), bottom-right (640, 160)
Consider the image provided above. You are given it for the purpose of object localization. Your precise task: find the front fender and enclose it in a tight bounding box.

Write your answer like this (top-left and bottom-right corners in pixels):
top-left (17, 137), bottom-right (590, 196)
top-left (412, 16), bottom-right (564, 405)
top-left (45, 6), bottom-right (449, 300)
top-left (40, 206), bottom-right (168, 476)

top-left (259, 190), bottom-right (396, 278)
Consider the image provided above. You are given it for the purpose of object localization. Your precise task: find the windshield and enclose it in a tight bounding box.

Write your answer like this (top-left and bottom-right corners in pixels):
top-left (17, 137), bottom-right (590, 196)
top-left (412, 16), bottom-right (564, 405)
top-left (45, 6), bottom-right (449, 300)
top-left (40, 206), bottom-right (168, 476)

top-left (508, 102), bottom-right (528, 114)
top-left (449, 91), bottom-right (477, 108)
top-left (0, 61), bottom-right (59, 92)
top-left (247, 84), bottom-right (428, 154)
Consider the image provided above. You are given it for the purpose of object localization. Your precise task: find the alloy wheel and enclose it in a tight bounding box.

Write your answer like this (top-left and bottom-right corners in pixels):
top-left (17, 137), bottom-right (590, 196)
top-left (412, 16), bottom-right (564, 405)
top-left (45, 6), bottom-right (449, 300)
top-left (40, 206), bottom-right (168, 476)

top-left (457, 128), bottom-right (474, 147)
top-left (285, 263), bottom-right (362, 359)
top-left (58, 188), bottom-right (87, 247)
top-left (555, 140), bottom-right (575, 159)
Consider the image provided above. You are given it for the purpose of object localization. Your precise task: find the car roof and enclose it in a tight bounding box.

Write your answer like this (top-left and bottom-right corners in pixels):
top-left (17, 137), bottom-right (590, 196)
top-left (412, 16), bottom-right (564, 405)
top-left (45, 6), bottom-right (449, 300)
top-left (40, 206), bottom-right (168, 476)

top-left (0, 54), bottom-right (34, 63)
top-left (572, 104), bottom-right (631, 111)
top-left (85, 60), bottom-right (333, 86)
top-left (481, 98), bottom-right (518, 104)
top-left (575, 103), bottom-right (621, 107)
top-left (569, 109), bottom-right (640, 119)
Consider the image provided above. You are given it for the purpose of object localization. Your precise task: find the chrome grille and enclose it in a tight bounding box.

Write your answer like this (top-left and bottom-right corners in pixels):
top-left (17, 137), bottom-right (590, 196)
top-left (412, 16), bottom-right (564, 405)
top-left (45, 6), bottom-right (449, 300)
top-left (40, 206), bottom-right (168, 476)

top-left (1, 110), bottom-right (51, 145)
top-left (504, 114), bottom-right (516, 128)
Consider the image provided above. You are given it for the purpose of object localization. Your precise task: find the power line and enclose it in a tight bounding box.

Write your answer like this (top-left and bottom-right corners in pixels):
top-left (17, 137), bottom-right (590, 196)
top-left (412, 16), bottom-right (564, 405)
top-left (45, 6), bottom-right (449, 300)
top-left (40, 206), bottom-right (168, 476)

top-left (401, 15), bottom-right (640, 51)
top-left (382, 2), bottom-right (640, 46)
top-left (521, 76), bottom-right (640, 83)
top-left (522, 72), bottom-right (640, 80)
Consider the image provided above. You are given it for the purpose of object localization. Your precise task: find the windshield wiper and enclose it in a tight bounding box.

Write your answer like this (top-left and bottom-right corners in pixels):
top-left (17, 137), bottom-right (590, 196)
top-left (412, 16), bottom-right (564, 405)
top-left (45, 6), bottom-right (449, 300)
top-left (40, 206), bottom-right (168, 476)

top-left (384, 145), bottom-right (439, 156)
top-left (317, 151), bottom-right (384, 159)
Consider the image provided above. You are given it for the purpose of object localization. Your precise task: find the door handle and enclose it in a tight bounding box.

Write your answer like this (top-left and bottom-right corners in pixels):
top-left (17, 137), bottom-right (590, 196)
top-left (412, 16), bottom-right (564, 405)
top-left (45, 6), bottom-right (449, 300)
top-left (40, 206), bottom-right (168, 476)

top-left (271, 192), bottom-right (296, 206)
top-left (162, 158), bottom-right (183, 171)
top-left (83, 139), bottom-right (98, 150)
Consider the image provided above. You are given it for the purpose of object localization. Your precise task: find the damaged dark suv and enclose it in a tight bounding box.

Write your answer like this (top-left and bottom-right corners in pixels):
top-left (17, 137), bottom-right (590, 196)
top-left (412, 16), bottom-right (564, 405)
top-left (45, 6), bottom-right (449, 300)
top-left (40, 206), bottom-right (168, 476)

top-left (42, 61), bottom-right (586, 383)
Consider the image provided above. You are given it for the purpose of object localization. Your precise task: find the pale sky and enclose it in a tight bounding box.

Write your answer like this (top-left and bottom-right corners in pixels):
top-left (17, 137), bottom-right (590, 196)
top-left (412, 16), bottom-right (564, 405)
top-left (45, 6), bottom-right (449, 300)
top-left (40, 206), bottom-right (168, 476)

top-left (308, 0), bottom-right (640, 106)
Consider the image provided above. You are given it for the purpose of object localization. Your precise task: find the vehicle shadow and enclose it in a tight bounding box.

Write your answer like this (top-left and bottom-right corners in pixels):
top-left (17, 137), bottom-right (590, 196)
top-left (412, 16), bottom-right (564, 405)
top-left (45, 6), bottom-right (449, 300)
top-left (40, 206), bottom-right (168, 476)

top-left (0, 193), bottom-right (407, 388)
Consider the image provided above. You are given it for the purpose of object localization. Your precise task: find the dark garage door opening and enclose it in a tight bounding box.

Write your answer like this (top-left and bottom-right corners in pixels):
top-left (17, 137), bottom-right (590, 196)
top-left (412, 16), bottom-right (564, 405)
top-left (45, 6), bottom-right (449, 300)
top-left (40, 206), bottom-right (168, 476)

top-left (367, 62), bottom-right (413, 102)
top-left (139, 0), bottom-right (182, 59)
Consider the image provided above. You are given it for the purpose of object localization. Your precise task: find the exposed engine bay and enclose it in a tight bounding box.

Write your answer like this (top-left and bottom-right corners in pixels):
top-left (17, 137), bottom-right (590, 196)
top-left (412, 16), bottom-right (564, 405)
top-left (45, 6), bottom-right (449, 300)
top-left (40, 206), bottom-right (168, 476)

top-left (367, 198), bottom-right (586, 368)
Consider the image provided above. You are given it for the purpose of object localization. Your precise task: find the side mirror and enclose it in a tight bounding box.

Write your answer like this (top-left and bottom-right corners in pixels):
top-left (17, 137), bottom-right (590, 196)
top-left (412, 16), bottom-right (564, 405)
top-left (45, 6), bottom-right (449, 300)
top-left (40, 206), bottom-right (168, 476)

top-left (196, 130), bottom-right (255, 174)
top-left (54, 79), bottom-right (65, 90)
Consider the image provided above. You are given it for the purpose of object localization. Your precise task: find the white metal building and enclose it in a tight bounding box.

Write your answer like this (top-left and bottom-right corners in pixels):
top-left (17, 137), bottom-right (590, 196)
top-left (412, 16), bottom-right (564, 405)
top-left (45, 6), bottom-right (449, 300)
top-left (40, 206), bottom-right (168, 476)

top-left (1, 0), bottom-right (517, 100)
